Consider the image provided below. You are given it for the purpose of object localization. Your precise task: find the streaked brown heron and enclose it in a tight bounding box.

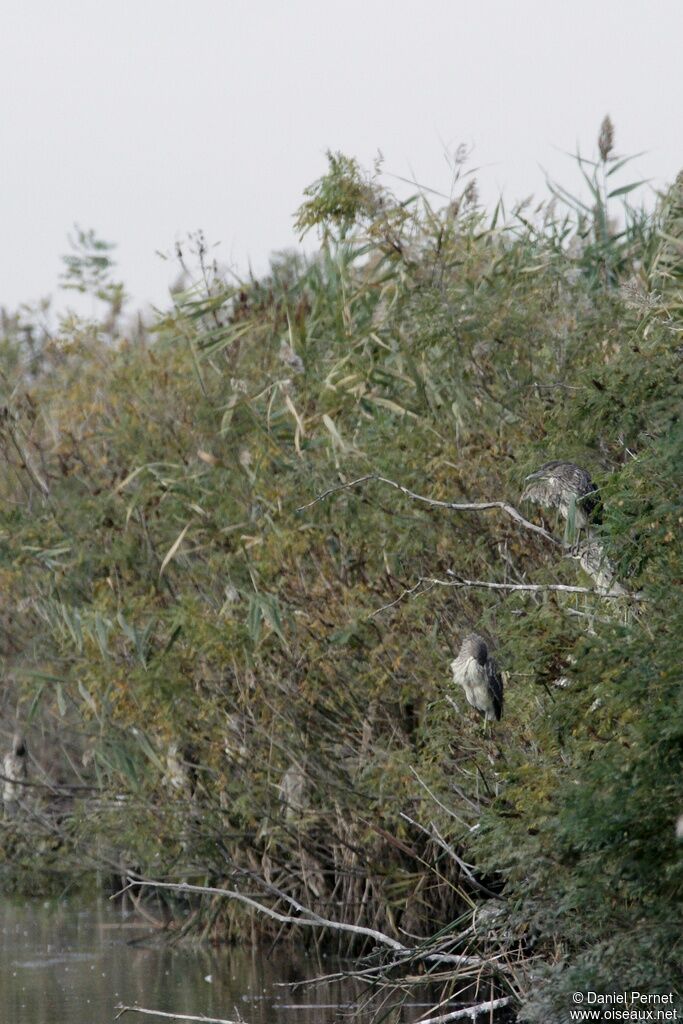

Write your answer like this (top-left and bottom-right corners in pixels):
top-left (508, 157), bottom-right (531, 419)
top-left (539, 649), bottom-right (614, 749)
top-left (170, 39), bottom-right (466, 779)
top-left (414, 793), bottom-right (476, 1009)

top-left (450, 634), bottom-right (504, 723)
top-left (521, 460), bottom-right (626, 595)
top-left (2, 732), bottom-right (28, 818)
top-left (521, 460), bottom-right (599, 535)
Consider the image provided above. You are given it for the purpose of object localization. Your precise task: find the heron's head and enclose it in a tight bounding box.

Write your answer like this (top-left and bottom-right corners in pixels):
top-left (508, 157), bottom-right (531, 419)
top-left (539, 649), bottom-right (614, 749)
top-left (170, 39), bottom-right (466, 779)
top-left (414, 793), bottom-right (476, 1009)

top-left (460, 633), bottom-right (488, 665)
top-left (524, 460), bottom-right (564, 482)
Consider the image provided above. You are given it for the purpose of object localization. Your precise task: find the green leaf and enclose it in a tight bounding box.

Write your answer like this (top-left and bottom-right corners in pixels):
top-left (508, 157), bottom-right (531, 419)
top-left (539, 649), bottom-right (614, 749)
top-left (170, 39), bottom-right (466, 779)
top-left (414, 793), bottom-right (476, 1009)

top-left (607, 180), bottom-right (648, 198)
top-left (56, 684), bottom-right (67, 717)
top-left (94, 614), bottom-right (111, 659)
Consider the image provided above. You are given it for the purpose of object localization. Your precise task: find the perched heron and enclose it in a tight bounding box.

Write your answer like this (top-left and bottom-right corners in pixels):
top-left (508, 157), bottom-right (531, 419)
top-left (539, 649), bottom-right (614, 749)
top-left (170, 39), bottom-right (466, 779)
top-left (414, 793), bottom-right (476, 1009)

top-left (2, 733), bottom-right (28, 818)
top-left (162, 742), bottom-right (199, 797)
top-left (279, 763), bottom-right (309, 823)
top-left (450, 634), bottom-right (504, 723)
top-left (521, 460), bottom-right (626, 595)
top-left (521, 460), bottom-right (599, 532)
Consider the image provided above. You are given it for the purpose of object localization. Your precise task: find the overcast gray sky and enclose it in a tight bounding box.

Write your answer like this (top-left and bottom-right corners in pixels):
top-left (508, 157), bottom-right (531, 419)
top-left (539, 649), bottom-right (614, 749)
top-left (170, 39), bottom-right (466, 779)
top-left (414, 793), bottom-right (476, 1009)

top-left (1, 0), bottom-right (681, 312)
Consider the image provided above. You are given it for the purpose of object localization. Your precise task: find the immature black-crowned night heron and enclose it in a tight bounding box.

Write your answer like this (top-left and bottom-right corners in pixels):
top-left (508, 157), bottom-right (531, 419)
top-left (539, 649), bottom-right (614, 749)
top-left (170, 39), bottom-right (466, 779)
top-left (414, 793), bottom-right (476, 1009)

top-left (521, 460), bottom-right (626, 595)
top-left (2, 733), bottom-right (28, 818)
top-left (162, 742), bottom-right (199, 797)
top-left (450, 634), bottom-right (504, 723)
top-left (521, 460), bottom-right (599, 532)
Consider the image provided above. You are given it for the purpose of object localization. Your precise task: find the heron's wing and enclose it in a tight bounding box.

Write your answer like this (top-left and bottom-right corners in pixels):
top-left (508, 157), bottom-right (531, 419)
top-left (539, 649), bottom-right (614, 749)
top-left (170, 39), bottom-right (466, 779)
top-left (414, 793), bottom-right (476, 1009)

top-left (521, 474), bottom-right (567, 510)
top-left (562, 463), bottom-right (593, 496)
top-left (554, 463), bottom-right (599, 515)
top-left (485, 658), bottom-right (504, 721)
top-left (522, 462), bottom-right (599, 521)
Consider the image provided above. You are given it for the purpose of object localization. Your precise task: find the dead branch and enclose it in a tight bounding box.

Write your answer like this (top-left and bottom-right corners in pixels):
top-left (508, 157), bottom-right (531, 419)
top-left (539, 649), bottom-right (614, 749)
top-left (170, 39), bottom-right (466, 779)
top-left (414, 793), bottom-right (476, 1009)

top-left (399, 811), bottom-right (501, 900)
top-left (370, 572), bottom-right (636, 616)
top-left (274, 953), bottom-right (419, 990)
top-left (114, 994), bottom-right (513, 1024)
top-left (409, 767), bottom-right (474, 830)
top-left (296, 473), bottom-right (559, 545)
top-left (441, 571), bottom-right (633, 598)
top-left (3, 420), bottom-right (50, 496)
top-left (416, 996), bottom-right (512, 1023)
top-left (0, 771), bottom-right (99, 793)
top-left (124, 877), bottom-right (405, 951)
top-left (115, 1007), bottom-right (242, 1024)
top-left (123, 877), bottom-right (494, 970)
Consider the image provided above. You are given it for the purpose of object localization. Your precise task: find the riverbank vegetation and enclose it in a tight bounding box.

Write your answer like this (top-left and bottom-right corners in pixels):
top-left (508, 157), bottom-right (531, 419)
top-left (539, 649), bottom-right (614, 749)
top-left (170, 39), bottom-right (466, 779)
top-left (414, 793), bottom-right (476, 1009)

top-left (1, 122), bottom-right (681, 1021)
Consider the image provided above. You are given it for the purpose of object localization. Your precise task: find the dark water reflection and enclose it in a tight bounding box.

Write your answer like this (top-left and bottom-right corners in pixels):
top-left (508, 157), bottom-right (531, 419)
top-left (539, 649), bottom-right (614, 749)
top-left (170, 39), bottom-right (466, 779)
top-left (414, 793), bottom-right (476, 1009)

top-left (0, 899), bottom-right (451, 1023)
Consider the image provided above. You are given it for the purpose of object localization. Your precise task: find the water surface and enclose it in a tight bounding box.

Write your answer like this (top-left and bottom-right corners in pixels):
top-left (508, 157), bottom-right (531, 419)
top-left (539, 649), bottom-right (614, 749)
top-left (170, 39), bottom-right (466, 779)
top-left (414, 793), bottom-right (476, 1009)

top-left (0, 899), bottom-right (444, 1023)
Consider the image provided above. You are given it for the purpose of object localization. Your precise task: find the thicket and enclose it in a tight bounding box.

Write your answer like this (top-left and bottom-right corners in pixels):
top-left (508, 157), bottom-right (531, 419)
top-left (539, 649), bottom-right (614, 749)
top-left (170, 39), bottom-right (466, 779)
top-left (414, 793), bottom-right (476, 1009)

top-left (1, 124), bottom-right (681, 1021)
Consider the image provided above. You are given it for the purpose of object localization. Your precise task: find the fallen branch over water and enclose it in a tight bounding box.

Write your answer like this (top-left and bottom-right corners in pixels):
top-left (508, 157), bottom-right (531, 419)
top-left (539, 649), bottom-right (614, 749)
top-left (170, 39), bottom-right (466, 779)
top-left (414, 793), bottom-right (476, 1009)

top-left (114, 1006), bottom-right (242, 1024)
top-left (417, 996), bottom-right (513, 1022)
top-left (120, 877), bottom-right (498, 971)
top-left (113, 993), bottom-right (513, 1023)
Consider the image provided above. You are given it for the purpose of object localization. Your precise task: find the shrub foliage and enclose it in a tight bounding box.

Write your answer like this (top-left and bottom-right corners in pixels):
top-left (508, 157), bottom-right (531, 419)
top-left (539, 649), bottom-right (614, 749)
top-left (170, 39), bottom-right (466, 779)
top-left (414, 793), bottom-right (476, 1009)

top-left (1, 128), bottom-right (681, 1018)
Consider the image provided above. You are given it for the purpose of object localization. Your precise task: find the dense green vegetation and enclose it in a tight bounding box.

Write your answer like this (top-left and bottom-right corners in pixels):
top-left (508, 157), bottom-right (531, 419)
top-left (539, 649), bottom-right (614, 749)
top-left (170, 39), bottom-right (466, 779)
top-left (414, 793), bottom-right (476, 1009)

top-left (1, 124), bottom-right (681, 1020)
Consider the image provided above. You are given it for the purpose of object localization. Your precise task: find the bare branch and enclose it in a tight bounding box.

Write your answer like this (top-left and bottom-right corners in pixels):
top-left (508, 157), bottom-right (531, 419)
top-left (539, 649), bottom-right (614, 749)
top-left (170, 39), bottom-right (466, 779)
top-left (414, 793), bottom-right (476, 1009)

top-left (409, 766), bottom-right (474, 830)
top-left (369, 577), bottom-right (437, 617)
top-left (115, 1007), bottom-right (242, 1024)
top-left (113, 994), bottom-right (514, 1024)
top-left (399, 811), bottom-right (501, 900)
top-left (125, 878), bottom-right (491, 969)
top-left (125, 878), bottom-right (402, 952)
top-left (416, 996), bottom-right (512, 1023)
top-left (0, 771), bottom-right (99, 794)
top-left (370, 572), bottom-right (637, 616)
top-left (296, 473), bottom-right (559, 545)
top-left (3, 420), bottom-right (50, 496)
top-left (442, 572), bottom-right (633, 598)
top-left (274, 952), bottom-right (421, 990)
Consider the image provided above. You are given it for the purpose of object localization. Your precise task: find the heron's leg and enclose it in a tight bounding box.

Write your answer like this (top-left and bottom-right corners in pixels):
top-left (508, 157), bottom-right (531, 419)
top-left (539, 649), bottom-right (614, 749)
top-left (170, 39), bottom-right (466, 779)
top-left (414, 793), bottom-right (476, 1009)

top-left (576, 523), bottom-right (586, 555)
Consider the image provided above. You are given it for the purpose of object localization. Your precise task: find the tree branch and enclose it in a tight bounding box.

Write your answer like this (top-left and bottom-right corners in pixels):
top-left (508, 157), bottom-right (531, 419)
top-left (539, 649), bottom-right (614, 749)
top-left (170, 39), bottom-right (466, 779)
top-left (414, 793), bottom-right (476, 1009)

top-left (115, 1007), bottom-right (241, 1024)
top-left (0, 771), bottom-right (99, 794)
top-left (123, 877), bottom-right (491, 969)
top-left (296, 473), bottom-right (559, 545)
top-left (399, 811), bottom-right (501, 900)
top-left (416, 996), bottom-right (512, 1023)
top-left (369, 572), bottom-right (636, 616)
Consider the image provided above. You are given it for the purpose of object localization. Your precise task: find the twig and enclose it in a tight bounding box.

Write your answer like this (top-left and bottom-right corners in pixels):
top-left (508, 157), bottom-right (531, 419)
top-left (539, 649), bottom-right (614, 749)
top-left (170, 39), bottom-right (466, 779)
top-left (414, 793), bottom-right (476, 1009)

top-left (369, 573), bottom-right (635, 616)
top-left (416, 996), bottom-right (512, 1023)
top-left (114, 1007), bottom-right (242, 1024)
top-left (0, 771), bottom-right (99, 794)
top-left (296, 474), bottom-right (559, 545)
top-left (409, 767), bottom-right (473, 829)
top-left (4, 421), bottom-right (50, 496)
top-left (274, 953), bottom-right (419, 989)
top-left (369, 578), bottom-right (437, 616)
top-left (399, 812), bottom-right (501, 900)
top-left (442, 572), bottom-right (632, 598)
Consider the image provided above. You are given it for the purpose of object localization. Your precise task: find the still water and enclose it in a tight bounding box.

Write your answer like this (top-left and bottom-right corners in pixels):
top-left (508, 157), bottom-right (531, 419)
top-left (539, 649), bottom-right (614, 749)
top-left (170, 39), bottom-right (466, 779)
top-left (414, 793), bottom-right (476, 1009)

top-left (0, 899), bottom-right (441, 1023)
